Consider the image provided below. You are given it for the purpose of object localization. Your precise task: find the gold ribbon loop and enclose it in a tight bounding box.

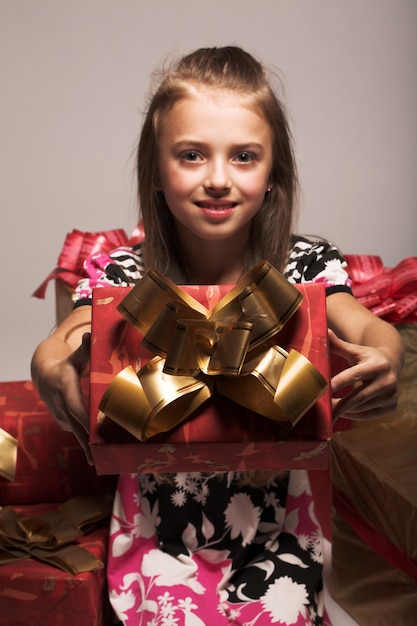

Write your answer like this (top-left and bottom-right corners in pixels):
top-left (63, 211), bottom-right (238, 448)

top-left (210, 262), bottom-right (303, 348)
top-left (216, 347), bottom-right (327, 434)
top-left (100, 361), bottom-right (213, 441)
top-left (117, 269), bottom-right (208, 347)
top-left (100, 262), bottom-right (328, 441)
top-left (0, 427), bottom-right (17, 482)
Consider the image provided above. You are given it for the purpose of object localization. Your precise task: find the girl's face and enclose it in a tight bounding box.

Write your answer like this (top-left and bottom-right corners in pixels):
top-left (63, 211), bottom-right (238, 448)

top-left (157, 88), bottom-right (273, 249)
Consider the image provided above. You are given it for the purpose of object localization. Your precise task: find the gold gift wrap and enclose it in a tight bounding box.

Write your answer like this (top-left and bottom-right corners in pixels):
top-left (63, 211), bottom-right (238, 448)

top-left (332, 510), bottom-right (417, 626)
top-left (331, 419), bottom-right (417, 626)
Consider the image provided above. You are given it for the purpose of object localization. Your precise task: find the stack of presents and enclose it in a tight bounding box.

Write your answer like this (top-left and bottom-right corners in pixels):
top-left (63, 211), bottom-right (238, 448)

top-left (0, 228), bottom-right (416, 625)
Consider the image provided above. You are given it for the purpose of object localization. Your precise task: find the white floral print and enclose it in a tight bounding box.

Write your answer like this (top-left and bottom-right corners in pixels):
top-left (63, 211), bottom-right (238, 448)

top-left (107, 471), bottom-right (331, 625)
top-left (261, 576), bottom-right (309, 623)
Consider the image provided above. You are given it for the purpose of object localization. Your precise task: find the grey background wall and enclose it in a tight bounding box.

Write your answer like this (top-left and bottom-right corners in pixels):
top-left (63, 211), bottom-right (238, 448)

top-left (1, 0), bottom-right (416, 381)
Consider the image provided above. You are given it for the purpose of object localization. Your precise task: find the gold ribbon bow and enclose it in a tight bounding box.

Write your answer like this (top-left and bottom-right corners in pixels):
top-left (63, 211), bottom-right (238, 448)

top-left (99, 261), bottom-right (328, 441)
top-left (0, 428), bottom-right (17, 482)
top-left (0, 494), bottom-right (112, 574)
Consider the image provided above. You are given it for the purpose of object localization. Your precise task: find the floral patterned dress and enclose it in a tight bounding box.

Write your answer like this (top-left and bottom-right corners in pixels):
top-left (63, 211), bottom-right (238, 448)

top-left (74, 236), bottom-right (352, 626)
top-left (108, 471), bottom-right (328, 626)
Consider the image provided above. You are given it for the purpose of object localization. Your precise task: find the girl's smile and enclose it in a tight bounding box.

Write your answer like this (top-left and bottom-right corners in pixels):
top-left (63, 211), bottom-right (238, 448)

top-left (157, 88), bottom-right (273, 251)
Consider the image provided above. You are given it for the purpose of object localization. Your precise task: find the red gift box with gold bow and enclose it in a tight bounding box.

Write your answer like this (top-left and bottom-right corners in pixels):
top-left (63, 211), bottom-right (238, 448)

top-left (0, 504), bottom-right (111, 626)
top-left (89, 262), bottom-right (332, 475)
top-left (0, 381), bottom-right (116, 626)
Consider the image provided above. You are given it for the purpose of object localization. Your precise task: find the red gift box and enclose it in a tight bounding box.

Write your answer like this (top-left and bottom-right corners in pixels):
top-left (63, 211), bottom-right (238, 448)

top-left (0, 382), bottom-right (116, 625)
top-left (0, 381), bottom-right (114, 505)
top-left (89, 280), bottom-right (332, 475)
top-left (0, 503), bottom-right (111, 626)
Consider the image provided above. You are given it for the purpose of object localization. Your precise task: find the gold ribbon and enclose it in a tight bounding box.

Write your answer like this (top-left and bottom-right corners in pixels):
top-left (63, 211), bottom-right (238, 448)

top-left (0, 428), bottom-right (17, 482)
top-left (99, 261), bottom-right (328, 441)
top-left (0, 494), bottom-right (112, 574)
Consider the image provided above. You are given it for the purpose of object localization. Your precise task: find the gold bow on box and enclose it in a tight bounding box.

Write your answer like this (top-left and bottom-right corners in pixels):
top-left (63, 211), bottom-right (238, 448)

top-left (0, 494), bottom-right (112, 574)
top-left (99, 261), bottom-right (328, 441)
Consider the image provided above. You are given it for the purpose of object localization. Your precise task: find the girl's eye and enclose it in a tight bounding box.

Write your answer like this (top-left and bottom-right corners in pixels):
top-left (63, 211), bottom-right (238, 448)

top-left (181, 150), bottom-right (202, 162)
top-left (235, 152), bottom-right (256, 163)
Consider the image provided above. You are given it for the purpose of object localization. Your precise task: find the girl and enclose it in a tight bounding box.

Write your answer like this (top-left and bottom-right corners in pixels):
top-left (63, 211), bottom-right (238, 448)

top-left (31, 46), bottom-right (403, 625)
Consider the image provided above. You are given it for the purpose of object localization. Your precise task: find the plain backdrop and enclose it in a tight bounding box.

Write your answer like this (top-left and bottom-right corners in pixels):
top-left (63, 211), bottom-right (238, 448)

top-left (1, 0), bottom-right (416, 381)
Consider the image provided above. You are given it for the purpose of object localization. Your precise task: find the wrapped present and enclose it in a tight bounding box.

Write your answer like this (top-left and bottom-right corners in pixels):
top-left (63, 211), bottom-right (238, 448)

top-left (331, 420), bottom-right (417, 625)
top-left (0, 494), bottom-right (112, 571)
top-left (32, 225), bottom-right (145, 324)
top-left (0, 381), bottom-right (115, 505)
top-left (0, 383), bottom-right (116, 624)
top-left (345, 254), bottom-right (417, 323)
top-left (332, 510), bottom-right (417, 626)
top-left (89, 263), bottom-right (332, 474)
top-left (0, 501), bottom-right (111, 626)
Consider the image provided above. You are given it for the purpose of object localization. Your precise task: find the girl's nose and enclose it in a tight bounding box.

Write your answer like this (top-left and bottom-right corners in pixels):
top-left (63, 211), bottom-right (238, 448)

top-left (204, 159), bottom-right (231, 192)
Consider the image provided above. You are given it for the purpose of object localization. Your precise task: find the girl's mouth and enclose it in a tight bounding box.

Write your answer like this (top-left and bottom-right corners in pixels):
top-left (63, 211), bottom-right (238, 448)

top-left (196, 201), bottom-right (238, 218)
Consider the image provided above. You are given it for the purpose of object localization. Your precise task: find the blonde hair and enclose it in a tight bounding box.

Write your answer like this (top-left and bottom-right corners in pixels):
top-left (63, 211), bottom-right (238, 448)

top-left (137, 46), bottom-right (298, 280)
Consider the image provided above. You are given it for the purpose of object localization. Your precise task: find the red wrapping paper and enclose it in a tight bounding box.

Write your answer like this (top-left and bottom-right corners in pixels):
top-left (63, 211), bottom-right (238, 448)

top-left (0, 503), bottom-right (111, 626)
top-left (89, 283), bottom-right (332, 475)
top-left (0, 381), bottom-right (115, 506)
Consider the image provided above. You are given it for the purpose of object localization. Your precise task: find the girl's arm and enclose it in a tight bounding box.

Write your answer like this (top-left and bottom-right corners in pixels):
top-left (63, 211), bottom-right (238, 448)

top-left (326, 291), bottom-right (404, 422)
top-left (31, 305), bottom-right (93, 462)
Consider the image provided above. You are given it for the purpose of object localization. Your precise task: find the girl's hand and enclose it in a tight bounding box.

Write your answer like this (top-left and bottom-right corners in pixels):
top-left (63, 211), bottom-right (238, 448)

top-left (36, 332), bottom-right (93, 464)
top-left (329, 329), bottom-right (400, 423)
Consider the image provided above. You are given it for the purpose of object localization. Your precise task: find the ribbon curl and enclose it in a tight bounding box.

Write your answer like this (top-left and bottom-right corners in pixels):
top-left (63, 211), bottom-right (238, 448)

top-left (99, 261), bottom-right (328, 441)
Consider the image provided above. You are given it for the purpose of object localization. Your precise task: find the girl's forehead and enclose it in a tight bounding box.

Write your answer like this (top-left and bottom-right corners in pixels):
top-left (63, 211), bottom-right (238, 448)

top-left (179, 84), bottom-right (257, 109)
top-left (160, 92), bottom-right (269, 136)
top-left (158, 87), bottom-right (267, 132)
top-left (157, 91), bottom-right (272, 153)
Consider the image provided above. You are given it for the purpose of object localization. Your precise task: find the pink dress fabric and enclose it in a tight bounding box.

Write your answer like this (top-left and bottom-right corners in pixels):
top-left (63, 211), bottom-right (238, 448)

top-left (108, 471), bottom-right (331, 625)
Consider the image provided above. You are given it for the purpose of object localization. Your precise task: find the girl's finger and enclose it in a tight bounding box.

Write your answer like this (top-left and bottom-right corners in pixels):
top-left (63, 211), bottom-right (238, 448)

top-left (70, 332), bottom-right (91, 374)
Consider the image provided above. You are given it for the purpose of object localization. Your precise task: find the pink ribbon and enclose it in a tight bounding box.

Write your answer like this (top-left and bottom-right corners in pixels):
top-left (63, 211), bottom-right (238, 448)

top-left (346, 255), bottom-right (417, 323)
